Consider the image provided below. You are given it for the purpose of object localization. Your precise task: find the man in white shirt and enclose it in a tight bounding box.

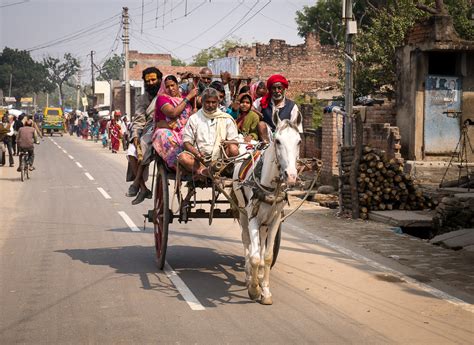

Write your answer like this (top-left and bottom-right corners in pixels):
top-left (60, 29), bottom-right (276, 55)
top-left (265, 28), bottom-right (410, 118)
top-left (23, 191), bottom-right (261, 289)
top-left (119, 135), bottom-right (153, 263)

top-left (178, 87), bottom-right (239, 177)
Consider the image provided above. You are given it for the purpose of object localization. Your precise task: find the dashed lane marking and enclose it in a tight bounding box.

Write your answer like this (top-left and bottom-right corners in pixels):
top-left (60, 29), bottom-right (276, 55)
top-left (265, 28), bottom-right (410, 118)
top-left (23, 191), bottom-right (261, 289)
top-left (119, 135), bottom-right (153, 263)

top-left (285, 223), bottom-right (474, 313)
top-left (62, 149), bottom-right (67, 154)
top-left (97, 187), bottom-right (111, 199)
top-left (68, 155), bottom-right (74, 160)
top-left (84, 172), bottom-right (94, 181)
top-left (118, 211), bottom-right (141, 232)
top-left (164, 262), bottom-right (205, 311)
top-left (75, 162), bottom-right (83, 168)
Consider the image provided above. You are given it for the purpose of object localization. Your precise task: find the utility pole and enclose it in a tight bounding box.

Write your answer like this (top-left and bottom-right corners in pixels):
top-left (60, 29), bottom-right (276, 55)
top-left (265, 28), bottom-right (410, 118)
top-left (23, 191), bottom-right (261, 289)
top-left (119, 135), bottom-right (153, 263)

top-left (123, 7), bottom-right (131, 120)
top-left (76, 70), bottom-right (81, 110)
top-left (90, 50), bottom-right (95, 107)
top-left (343, 0), bottom-right (357, 146)
top-left (8, 73), bottom-right (12, 97)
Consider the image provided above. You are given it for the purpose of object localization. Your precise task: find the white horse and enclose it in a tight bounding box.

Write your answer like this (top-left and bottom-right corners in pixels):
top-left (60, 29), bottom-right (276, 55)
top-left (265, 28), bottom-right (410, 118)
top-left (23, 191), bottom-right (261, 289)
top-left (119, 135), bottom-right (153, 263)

top-left (232, 112), bottom-right (302, 305)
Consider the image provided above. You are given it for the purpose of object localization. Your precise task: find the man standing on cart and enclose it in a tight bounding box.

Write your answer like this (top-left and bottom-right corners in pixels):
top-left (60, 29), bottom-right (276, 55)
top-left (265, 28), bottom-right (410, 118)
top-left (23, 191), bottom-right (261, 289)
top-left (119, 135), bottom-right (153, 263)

top-left (125, 67), bottom-right (163, 205)
top-left (178, 87), bottom-right (239, 178)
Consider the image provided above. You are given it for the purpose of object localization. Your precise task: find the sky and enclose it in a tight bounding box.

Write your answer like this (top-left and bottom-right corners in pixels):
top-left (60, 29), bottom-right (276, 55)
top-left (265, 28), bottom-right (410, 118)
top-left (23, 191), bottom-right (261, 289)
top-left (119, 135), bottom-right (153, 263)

top-left (0, 0), bottom-right (315, 81)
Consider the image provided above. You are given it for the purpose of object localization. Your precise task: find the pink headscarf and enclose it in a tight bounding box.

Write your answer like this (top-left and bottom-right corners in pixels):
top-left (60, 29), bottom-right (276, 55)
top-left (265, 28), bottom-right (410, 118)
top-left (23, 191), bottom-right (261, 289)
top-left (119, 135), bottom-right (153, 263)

top-left (157, 75), bottom-right (183, 107)
top-left (249, 82), bottom-right (260, 102)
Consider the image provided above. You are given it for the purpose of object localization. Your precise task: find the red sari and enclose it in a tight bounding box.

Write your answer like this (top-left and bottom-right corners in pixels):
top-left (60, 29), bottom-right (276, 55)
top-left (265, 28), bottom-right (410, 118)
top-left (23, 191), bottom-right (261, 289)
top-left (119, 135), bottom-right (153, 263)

top-left (109, 120), bottom-right (121, 152)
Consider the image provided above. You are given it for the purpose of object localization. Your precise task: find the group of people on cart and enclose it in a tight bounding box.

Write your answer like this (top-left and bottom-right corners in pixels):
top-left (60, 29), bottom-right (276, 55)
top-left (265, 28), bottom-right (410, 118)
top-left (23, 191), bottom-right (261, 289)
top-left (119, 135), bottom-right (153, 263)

top-left (124, 66), bottom-right (302, 205)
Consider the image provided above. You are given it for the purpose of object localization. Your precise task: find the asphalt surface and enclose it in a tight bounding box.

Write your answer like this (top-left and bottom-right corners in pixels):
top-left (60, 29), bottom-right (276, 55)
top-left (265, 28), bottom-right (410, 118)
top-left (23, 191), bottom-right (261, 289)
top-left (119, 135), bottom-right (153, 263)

top-left (0, 134), bottom-right (473, 344)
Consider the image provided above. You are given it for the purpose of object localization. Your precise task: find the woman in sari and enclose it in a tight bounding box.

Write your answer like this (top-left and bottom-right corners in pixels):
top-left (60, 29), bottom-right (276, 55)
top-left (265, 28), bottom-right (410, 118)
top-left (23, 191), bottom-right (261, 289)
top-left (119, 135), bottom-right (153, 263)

top-left (249, 80), bottom-right (267, 102)
top-left (152, 75), bottom-right (198, 170)
top-left (109, 118), bottom-right (121, 153)
top-left (235, 93), bottom-right (259, 143)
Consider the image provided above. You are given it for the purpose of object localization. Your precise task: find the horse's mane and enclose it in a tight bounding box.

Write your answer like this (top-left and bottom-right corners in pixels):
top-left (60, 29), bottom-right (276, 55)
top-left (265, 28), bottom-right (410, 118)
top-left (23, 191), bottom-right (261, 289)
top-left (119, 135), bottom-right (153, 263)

top-left (276, 119), bottom-right (299, 133)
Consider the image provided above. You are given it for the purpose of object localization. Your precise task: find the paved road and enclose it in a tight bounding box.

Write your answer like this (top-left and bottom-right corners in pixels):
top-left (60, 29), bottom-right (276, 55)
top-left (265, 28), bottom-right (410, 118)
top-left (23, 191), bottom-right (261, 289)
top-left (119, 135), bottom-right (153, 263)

top-left (0, 135), bottom-right (472, 344)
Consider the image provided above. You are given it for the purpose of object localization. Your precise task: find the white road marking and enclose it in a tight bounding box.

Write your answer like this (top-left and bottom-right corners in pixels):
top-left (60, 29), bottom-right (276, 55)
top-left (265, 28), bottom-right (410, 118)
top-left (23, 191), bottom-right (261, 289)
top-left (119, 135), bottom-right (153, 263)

top-left (75, 162), bottom-right (83, 168)
top-left (62, 149), bottom-right (67, 154)
top-left (118, 211), bottom-right (140, 232)
top-left (164, 262), bottom-right (205, 311)
top-left (97, 187), bottom-right (111, 199)
top-left (68, 155), bottom-right (74, 160)
top-left (57, 145), bottom-right (62, 149)
top-left (84, 172), bottom-right (94, 181)
top-left (285, 223), bottom-right (474, 313)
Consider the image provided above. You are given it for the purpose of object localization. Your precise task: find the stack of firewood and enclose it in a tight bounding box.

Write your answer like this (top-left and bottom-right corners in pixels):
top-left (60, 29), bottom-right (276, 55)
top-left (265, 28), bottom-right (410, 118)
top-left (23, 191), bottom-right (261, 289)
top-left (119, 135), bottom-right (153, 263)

top-left (348, 146), bottom-right (436, 220)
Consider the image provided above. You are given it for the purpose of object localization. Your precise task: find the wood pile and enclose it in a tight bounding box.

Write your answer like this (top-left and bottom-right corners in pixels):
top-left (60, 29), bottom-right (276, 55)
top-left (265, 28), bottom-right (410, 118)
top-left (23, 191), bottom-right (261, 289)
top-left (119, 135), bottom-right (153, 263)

top-left (341, 146), bottom-right (437, 220)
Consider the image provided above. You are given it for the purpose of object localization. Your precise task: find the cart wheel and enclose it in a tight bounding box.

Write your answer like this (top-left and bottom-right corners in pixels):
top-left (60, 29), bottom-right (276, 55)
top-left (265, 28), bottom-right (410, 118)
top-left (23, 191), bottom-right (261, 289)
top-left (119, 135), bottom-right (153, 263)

top-left (153, 162), bottom-right (169, 270)
top-left (271, 224), bottom-right (282, 268)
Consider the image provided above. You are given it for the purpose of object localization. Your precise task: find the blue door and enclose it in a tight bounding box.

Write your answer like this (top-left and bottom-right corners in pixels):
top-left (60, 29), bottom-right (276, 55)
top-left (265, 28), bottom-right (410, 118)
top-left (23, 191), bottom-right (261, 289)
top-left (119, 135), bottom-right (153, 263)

top-left (424, 75), bottom-right (462, 154)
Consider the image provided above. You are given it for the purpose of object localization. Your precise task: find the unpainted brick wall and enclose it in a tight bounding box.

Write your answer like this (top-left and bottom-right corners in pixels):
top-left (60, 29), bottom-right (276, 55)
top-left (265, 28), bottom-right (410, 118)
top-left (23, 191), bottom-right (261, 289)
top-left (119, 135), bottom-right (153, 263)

top-left (228, 33), bottom-right (339, 98)
top-left (300, 103), bottom-right (322, 159)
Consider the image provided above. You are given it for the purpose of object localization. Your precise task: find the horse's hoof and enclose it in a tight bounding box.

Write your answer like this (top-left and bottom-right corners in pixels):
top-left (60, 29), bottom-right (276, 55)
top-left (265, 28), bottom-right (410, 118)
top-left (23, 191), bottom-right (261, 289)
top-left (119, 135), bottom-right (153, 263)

top-left (260, 296), bottom-right (273, 305)
top-left (248, 286), bottom-right (261, 301)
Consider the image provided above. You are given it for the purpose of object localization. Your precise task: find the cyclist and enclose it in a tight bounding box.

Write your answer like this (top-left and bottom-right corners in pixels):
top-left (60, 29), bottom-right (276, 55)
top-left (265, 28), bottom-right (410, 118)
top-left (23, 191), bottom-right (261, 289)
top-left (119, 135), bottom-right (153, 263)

top-left (16, 120), bottom-right (37, 171)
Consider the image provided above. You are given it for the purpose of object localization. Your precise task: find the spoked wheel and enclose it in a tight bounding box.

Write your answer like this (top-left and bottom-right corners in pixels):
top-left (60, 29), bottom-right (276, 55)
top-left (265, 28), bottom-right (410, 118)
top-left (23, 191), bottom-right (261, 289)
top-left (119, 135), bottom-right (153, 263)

top-left (153, 162), bottom-right (170, 270)
top-left (270, 224), bottom-right (282, 268)
top-left (26, 164), bottom-right (29, 179)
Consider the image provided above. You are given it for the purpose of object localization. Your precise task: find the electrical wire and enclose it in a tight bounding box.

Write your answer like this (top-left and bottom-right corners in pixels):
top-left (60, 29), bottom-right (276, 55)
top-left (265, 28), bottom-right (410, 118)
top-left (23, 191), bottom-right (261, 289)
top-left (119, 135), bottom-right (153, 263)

top-left (26, 14), bottom-right (121, 52)
top-left (172, 0), bottom-right (244, 51)
top-left (0, 0), bottom-right (29, 9)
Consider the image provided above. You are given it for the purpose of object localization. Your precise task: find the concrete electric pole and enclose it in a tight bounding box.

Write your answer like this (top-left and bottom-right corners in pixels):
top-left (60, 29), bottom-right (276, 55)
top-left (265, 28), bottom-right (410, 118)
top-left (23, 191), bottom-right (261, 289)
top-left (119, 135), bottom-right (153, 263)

top-left (90, 50), bottom-right (95, 107)
top-left (123, 7), bottom-right (131, 120)
top-left (343, 0), bottom-right (357, 146)
top-left (76, 70), bottom-right (81, 110)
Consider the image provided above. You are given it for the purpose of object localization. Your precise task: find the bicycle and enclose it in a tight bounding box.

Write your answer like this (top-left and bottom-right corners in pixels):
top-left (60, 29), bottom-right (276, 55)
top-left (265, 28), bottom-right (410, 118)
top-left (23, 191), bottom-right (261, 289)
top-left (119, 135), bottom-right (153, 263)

top-left (18, 149), bottom-right (31, 182)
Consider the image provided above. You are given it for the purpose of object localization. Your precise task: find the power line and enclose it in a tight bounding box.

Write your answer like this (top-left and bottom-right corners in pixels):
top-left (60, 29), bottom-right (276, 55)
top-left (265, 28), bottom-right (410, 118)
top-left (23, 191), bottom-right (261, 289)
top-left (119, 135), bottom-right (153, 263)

top-left (172, 1), bottom-right (244, 51)
top-left (208, 0), bottom-right (272, 50)
top-left (26, 14), bottom-right (121, 52)
top-left (0, 0), bottom-right (29, 9)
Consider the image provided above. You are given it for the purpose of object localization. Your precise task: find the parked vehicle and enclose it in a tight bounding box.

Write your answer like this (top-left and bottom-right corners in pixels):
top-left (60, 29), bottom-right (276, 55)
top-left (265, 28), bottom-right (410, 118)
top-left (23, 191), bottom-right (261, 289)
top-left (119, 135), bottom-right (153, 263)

top-left (42, 107), bottom-right (64, 136)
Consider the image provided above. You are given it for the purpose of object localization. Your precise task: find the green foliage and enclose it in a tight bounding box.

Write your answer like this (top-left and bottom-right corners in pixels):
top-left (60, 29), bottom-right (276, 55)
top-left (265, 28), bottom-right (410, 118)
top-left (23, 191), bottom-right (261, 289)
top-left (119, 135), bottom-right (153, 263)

top-left (190, 39), bottom-right (246, 66)
top-left (294, 94), bottom-right (325, 128)
top-left (296, 0), bottom-right (474, 97)
top-left (43, 53), bottom-right (80, 107)
top-left (171, 57), bottom-right (187, 66)
top-left (354, 1), bottom-right (424, 97)
top-left (444, 0), bottom-right (474, 40)
top-left (97, 54), bottom-right (124, 81)
top-left (0, 47), bottom-right (53, 101)
top-left (295, 0), bottom-right (383, 46)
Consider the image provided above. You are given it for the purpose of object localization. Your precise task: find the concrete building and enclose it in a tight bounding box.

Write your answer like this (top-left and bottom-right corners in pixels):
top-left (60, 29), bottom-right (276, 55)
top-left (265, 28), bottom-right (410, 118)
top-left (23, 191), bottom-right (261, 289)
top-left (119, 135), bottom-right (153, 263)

top-left (396, 15), bottom-right (474, 161)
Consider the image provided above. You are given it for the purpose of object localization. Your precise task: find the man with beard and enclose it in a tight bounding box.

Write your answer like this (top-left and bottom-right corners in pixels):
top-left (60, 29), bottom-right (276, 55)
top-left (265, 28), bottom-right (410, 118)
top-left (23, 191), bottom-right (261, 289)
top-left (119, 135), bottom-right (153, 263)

top-left (125, 67), bottom-right (163, 205)
top-left (253, 74), bottom-right (302, 143)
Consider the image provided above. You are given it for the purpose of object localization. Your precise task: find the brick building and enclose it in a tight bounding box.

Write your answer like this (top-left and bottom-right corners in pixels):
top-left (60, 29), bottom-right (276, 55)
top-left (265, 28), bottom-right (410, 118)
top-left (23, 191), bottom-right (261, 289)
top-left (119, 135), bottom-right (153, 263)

top-left (210, 33), bottom-right (340, 98)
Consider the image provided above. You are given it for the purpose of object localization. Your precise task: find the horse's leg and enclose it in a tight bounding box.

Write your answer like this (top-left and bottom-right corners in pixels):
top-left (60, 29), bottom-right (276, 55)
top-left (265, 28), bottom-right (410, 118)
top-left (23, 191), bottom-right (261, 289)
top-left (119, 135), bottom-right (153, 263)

top-left (258, 226), bottom-right (268, 285)
top-left (260, 213), bottom-right (282, 305)
top-left (239, 214), bottom-right (251, 287)
top-left (247, 215), bottom-right (262, 301)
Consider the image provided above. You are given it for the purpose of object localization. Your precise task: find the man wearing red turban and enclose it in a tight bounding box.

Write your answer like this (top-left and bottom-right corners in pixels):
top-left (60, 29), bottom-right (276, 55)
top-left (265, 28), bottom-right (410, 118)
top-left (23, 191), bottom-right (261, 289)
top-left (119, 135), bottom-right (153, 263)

top-left (253, 74), bottom-right (302, 142)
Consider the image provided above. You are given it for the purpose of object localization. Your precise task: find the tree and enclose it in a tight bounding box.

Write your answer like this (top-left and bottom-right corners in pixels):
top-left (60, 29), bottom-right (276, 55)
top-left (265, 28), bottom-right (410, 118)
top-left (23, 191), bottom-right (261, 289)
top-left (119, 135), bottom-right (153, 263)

top-left (43, 53), bottom-right (80, 107)
top-left (295, 0), bottom-right (473, 96)
top-left (295, 0), bottom-right (382, 46)
top-left (171, 57), bottom-right (187, 66)
top-left (97, 54), bottom-right (124, 81)
top-left (190, 39), bottom-right (246, 66)
top-left (0, 47), bottom-right (53, 102)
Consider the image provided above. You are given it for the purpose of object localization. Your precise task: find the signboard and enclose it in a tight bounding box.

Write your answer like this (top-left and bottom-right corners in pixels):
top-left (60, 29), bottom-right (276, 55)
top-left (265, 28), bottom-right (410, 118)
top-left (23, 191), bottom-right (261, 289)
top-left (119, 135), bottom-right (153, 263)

top-left (20, 97), bottom-right (33, 103)
top-left (424, 75), bottom-right (462, 154)
top-left (82, 97), bottom-right (88, 107)
top-left (4, 97), bottom-right (16, 103)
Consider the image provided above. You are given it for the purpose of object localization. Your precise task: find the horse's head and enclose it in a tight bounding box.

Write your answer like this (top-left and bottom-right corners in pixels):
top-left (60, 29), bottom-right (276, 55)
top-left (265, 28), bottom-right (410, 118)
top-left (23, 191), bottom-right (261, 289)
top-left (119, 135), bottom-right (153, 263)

top-left (272, 112), bottom-right (302, 187)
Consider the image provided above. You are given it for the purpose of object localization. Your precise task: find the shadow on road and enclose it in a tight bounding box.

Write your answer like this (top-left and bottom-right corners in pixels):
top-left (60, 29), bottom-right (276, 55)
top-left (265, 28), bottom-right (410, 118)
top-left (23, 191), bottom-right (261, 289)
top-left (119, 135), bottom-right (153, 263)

top-left (56, 243), bottom-right (250, 308)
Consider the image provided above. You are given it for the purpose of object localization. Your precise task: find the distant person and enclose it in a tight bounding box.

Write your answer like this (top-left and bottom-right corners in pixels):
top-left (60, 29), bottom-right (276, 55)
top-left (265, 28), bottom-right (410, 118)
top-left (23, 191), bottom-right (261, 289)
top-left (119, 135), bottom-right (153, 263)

top-left (4, 115), bottom-right (15, 166)
top-left (16, 120), bottom-right (37, 171)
